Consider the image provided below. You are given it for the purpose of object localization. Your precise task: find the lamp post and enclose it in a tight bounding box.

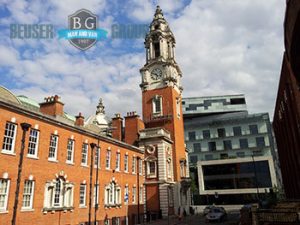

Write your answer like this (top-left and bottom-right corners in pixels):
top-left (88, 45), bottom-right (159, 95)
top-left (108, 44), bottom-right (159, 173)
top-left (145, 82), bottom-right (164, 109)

top-left (89, 143), bottom-right (96, 225)
top-left (12, 122), bottom-right (31, 225)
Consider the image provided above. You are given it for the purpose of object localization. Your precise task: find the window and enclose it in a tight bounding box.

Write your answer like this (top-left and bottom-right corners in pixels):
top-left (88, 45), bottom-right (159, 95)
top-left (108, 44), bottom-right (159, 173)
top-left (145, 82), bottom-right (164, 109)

top-left (124, 186), bottom-right (129, 204)
top-left (190, 155), bottom-right (198, 164)
top-left (124, 155), bottom-right (128, 172)
top-left (176, 98), bottom-right (181, 118)
top-left (0, 179), bottom-right (10, 211)
top-left (132, 157), bottom-right (136, 174)
top-left (139, 159), bottom-right (143, 175)
top-left (48, 135), bottom-right (58, 160)
top-left (249, 124), bottom-right (259, 135)
top-left (139, 187), bottom-right (143, 203)
top-left (112, 217), bottom-right (120, 225)
top-left (202, 130), bottom-right (210, 139)
top-left (66, 139), bottom-right (75, 163)
top-left (167, 159), bottom-right (172, 178)
top-left (79, 184), bottom-right (86, 207)
top-left (147, 161), bottom-right (156, 178)
top-left (180, 160), bottom-right (187, 178)
top-left (115, 152), bottom-right (120, 171)
top-left (27, 129), bottom-right (39, 157)
top-left (104, 181), bottom-right (121, 206)
top-left (81, 143), bottom-right (88, 166)
top-left (256, 137), bottom-right (265, 148)
top-left (208, 142), bottom-right (216, 151)
top-left (152, 96), bottom-right (162, 115)
top-left (43, 176), bottom-right (73, 210)
top-left (188, 131), bottom-right (196, 141)
top-left (22, 180), bottom-right (34, 209)
top-left (95, 147), bottom-right (100, 168)
top-left (220, 153), bottom-right (228, 159)
top-left (193, 143), bottom-right (201, 152)
top-left (93, 183), bottom-right (99, 207)
top-left (239, 138), bottom-right (249, 149)
top-left (233, 126), bottom-right (242, 136)
top-left (223, 140), bottom-right (232, 150)
top-left (132, 187), bottom-right (136, 203)
top-left (106, 150), bottom-right (111, 169)
top-left (236, 152), bottom-right (245, 157)
top-left (205, 154), bottom-right (213, 160)
top-left (217, 128), bottom-right (226, 138)
top-left (154, 42), bottom-right (160, 58)
top-left (54, 178), bottom-right (63, 206)
top-left (2, 122), bottom-right (17, 153)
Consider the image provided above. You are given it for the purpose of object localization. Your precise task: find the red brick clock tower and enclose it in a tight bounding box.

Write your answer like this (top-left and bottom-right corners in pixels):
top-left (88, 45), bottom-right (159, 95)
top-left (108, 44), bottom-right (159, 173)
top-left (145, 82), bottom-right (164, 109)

top-left (139, 6), bottom-right (190, 218)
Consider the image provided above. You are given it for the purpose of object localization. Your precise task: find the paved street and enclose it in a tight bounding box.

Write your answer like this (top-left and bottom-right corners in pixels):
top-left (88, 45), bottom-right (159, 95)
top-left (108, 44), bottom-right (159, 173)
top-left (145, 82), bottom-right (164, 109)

top-left (147, 213), bottom-right (240, 225)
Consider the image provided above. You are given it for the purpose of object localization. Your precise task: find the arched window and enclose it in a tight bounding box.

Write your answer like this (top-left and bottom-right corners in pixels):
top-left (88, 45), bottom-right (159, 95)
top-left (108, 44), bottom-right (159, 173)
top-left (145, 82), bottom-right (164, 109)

top-left (43, 174), bottom-right (74, 211)
top-left (152, 95), bottom-right (162, 116)
top-left (105, 181), bottom-right (121, 207)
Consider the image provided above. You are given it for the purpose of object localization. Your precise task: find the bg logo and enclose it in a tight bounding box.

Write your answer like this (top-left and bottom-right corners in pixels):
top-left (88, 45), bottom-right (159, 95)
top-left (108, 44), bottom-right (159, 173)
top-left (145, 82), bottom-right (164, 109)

top-left (68, 9), bottom-right (98, 50)
top-left (58, 9), bottom-right (107, 50)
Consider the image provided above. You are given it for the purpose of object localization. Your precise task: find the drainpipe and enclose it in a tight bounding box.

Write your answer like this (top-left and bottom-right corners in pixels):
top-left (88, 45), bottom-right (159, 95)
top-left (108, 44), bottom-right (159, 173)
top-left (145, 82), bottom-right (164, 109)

top-left (94, 141), bottom-right (100, 225)
top-left (137, 156), bottom-right (140, 224)
top-left (12, 123), bottom-right (31, 225)
top-left (89, 143), bottom-right (96, 225)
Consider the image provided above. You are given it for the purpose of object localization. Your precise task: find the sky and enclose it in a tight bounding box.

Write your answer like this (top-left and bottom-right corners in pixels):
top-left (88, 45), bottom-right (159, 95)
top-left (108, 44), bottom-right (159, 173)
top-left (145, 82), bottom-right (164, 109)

top-left (0, 0), bottom-right (285, 121)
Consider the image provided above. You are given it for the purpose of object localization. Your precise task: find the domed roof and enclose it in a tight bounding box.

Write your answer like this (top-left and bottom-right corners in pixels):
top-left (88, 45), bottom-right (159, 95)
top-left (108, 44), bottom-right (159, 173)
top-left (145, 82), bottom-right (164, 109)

top-left (0, 86), bottom-right (21, 104)
top-left (85, 98), bottom-right (109, 129)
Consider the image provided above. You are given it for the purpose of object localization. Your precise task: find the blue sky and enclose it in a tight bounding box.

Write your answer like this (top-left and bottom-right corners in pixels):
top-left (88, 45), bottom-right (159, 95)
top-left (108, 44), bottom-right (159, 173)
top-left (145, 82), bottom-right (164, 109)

top-left (0, 0), bottom-right (285, 120)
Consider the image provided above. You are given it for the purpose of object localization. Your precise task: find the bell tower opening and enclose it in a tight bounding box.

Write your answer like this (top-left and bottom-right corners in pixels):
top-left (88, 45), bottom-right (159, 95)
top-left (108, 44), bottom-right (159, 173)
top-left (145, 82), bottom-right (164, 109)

top-left (154, 42), bottom-right (160, 58)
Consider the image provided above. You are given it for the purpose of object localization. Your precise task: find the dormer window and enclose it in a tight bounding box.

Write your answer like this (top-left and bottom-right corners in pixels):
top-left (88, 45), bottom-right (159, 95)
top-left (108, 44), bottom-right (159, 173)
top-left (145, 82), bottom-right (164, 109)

top-left (152, 95), bottom-right (162, 116)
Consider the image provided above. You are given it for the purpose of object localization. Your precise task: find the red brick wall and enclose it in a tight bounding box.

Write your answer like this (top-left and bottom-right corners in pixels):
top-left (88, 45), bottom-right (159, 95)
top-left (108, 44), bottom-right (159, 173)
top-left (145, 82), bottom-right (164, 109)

top-left (142, 87), bottom-right (186, 182)
top-left (124, 113), bottom-right (145, 146)
top-left (273, 53), bottom-right (300, 199)
top-left (0, 107), bottom-right (144, 225)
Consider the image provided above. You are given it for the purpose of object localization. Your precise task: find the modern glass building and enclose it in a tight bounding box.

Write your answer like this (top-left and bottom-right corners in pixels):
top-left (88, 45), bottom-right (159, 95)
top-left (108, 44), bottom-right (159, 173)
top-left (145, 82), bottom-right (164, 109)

top-left (183, 95), bottom-right (281, 204)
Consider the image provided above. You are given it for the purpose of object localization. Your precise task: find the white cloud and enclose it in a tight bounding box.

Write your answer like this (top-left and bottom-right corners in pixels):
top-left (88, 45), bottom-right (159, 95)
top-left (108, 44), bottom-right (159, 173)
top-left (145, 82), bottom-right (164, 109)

top-left (0, 0), bottom-right (286, 122)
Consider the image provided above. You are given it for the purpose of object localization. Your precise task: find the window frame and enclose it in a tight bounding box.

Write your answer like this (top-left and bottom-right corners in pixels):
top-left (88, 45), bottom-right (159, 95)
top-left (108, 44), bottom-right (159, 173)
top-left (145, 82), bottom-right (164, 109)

top-left (106, 149), bottom-right (111, 170)
top-left (66, 138), bottom-right (75, 164)
top-left (79, 184), bottom-right (87, 207)
top-left (2, 122), bottom-right (17, 154)
top-left (115, 152), bottom-right (120, 171)
top-left (0, 179), bottom-right (10, 212)
top-left (22, 180), bottom-right (35, 210)
top-left (48, 134), bottom-right (58, 161)
top-left (27, 128), bottom-right (40, 158)
top-left (152, 95), bottom-right (162, 116)
top-left (124, 154), bottom-right (128, 172)
top-left (81, 143), bottom-right (89, 166)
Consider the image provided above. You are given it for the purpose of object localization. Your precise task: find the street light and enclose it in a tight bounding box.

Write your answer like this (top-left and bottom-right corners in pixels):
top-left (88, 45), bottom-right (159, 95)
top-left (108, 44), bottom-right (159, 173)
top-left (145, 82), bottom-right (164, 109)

top-left (12, 123), bottom-right (31, 225)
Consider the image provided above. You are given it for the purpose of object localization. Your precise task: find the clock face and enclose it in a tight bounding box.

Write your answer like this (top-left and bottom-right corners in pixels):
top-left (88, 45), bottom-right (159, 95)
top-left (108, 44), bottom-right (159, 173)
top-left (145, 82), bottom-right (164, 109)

top-left (151, 68), bottom-right (162, 80)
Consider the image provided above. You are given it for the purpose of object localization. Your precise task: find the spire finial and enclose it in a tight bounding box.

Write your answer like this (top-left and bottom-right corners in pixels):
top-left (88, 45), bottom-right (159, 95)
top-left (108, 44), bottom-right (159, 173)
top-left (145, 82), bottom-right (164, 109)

top-left (96, 98), bottom-right (105, 115)
top-left (154, 5), bottom-right (164, 19)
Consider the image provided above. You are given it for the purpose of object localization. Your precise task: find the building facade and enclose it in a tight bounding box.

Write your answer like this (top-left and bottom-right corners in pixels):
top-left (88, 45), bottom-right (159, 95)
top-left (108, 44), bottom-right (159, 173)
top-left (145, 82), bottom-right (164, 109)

top-left (183, 95), bottom-right (280, 204)
top-left (273, 0), bottom-right (300, 199)
top-left (0, 87), bottom-right (145, 225)
top-left (0, 6), bottom-right (190, 225)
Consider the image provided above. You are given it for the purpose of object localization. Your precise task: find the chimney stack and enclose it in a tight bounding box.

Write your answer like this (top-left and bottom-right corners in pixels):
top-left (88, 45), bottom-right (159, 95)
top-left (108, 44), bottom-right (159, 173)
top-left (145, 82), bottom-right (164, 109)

top-left (111, 113), bottom-right (123, 141)
top-left (75, 112), bottom-right (85, 126)
top-left (124, 111), bottom-right (145, 146)
top-left (39, 95), bottom-right (64, 117)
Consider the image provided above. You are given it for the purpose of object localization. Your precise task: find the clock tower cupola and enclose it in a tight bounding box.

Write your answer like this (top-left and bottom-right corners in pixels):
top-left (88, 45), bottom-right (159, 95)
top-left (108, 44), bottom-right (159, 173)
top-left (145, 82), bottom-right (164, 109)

top-left (140, 5), bottom-right (182, 93)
